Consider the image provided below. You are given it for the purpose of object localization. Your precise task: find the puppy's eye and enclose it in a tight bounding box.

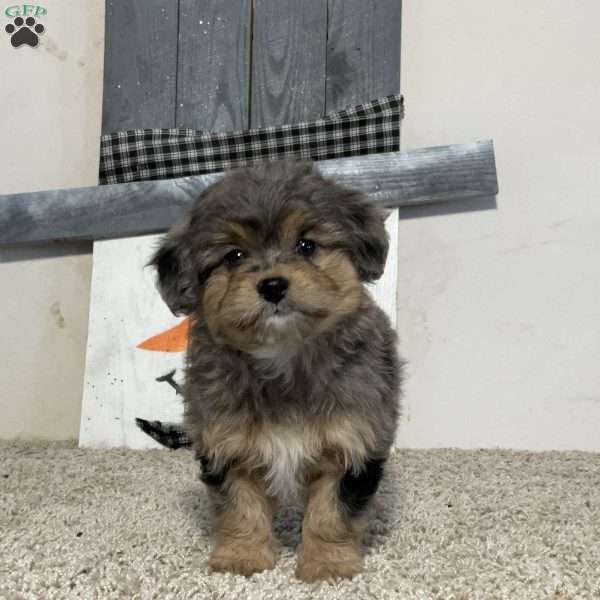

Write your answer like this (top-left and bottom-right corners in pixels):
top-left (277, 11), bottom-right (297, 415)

top-left (296, 238), bottom-right (317, 257)
top-left (224, 248), bottom-right (247, 266)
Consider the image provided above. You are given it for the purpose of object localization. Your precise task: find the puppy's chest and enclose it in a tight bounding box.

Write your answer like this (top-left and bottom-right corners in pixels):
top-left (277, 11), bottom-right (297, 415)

top-left (253, 426), bottom-right (319, 502)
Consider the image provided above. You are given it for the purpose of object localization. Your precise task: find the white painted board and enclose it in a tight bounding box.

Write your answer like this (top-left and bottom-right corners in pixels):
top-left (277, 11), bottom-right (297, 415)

top-left (79, 210), bottom-right (398, 449)
top-left (79, 235), bottom-right (185, 449)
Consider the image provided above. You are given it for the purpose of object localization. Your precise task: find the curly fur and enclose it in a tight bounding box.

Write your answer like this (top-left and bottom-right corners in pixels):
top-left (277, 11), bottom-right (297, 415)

top-left (150, 160), bottom-right (402, 581)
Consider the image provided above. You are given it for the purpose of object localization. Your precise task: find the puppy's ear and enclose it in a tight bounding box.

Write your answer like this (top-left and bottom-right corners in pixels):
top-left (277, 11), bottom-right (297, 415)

top-left (307, 169), bottom-right (390, 283)
top-left (149, 216), bottom-right (199, 316)
top-left (348, 200), bottom-right (389, 282)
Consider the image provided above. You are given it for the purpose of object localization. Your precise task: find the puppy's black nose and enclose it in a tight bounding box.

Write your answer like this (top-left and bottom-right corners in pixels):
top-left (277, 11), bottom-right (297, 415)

top-left (257, 277), bottom-right (289, 304)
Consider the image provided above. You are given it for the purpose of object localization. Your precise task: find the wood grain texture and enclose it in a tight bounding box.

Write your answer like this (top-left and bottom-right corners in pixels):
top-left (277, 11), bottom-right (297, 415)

top-left (318, 141), bottom-right (498, 205)
top-left (176, 0), bottom-right (251, 131)
top-left (326, 0), bottom-right (401, 112)
top-left (0, 142), bottom-right (497, 245)
top-left (250, 0), bottom-right (327, 127)
top-left (101, 0), bottom-right (179, 133)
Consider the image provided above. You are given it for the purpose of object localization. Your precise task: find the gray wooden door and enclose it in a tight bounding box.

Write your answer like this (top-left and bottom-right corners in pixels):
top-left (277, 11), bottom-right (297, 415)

top-left (102, 0), bottom-right (401, 134)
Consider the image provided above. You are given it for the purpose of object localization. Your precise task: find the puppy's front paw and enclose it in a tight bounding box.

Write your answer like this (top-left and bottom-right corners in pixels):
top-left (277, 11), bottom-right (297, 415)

top-left (209, 544), bottom-right (276, 577)
top-left (296, 546), bottom-right (363, 582)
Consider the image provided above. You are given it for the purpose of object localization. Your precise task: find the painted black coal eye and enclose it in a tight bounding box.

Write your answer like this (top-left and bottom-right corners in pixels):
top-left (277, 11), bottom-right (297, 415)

top-left (224, 248), bottom-right (247, 266)
top-left (296, 238), bottom-right (317, 257)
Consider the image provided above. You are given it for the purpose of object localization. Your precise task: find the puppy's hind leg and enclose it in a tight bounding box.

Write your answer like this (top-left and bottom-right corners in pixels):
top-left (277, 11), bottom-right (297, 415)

top-left (296, 458), bottom-right (385, 582)
top-left (207, 470), bottom-right (277, 577)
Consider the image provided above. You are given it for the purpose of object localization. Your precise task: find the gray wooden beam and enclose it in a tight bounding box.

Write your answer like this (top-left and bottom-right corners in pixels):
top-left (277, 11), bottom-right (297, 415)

top-left (326, 0), bottom-right (402, 112)
top-left (176, 0), bottom-right (252, 130)
top-left (101, 0), bottom-right (179, 133)
top-left (250, 0), bottom-right (328, 127)
top-left (319, 141), bottom-right (497, 205)
top-left (0, 141), bottom-right (497, 245)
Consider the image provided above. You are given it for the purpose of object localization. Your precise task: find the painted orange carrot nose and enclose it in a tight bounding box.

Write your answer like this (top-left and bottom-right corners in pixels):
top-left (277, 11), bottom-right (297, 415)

top-left (137, 318), bottom-right (190, 352)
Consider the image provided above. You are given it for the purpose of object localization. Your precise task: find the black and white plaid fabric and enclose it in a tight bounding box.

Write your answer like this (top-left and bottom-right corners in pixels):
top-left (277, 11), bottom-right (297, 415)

top-left (135, 418), bottom-right (191, 449)
top-left (99, 95), bottom-right (403, 184)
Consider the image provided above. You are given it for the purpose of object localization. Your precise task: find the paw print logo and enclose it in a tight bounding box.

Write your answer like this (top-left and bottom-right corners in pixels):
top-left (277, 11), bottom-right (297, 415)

top-left (5, 16), bottom-right (45, 48)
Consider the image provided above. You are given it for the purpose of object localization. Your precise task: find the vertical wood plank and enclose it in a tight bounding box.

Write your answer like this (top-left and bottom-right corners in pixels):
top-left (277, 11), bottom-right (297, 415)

top-left (250, 0), bottom-right (327, 128)
top-left (177, 0), bottom-right (252, 131)
top-left (102, 0), bottom-right (179, 133)
top-left (326, 0), bottom-right (401, 112)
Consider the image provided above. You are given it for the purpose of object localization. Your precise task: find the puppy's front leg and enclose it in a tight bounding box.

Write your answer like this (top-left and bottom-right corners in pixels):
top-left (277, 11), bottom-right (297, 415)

top-left (208, 470), bottom-right (276, 576)
top-left (296, 458), bottom-right (384, 582)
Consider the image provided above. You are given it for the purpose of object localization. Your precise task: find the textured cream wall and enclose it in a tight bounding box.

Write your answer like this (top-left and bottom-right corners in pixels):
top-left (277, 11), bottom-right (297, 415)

top-left (397, 1), bottom-right (600, 449)
top-left (0, 1), bottom-right (104, 439)
top-left (3, 1), bottom-right (599, 449)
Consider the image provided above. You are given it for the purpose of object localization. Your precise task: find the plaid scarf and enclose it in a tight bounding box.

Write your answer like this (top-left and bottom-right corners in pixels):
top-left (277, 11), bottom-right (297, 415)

top-left (100, 95), bottom-right (403, 184)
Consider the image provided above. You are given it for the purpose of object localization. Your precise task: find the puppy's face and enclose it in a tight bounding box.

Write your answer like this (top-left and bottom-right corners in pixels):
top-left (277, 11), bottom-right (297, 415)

top-left (151, 161), bottom-right (388, 354)
top-left (200, 203), bottom-right (364, 353)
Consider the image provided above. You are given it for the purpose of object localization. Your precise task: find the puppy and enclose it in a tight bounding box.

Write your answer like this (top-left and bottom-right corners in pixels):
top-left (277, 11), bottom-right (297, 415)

top-left (151, 160), bottom-right (401, 582)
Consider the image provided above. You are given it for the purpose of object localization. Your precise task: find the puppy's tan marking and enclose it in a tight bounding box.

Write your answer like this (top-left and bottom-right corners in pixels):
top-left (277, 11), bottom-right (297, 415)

top-left (210, 221), bottom-right (257, 248)
top-left (208, 472), bottom-right (276, 576)
top-left (287, 250), bottom-right (362, 334)
top-left (296, 464), bottom-right (367, 582)
top-left (203, 268), bottom-right (263, 350)
top-left (279, 209), bottom-right (313, 244)
top-left (323, 415), bottom-right (377, 473)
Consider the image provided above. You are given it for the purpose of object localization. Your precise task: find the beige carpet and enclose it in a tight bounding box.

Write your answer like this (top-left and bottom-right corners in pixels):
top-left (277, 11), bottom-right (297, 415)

top-left (1, 441), bottom-right (599, 599)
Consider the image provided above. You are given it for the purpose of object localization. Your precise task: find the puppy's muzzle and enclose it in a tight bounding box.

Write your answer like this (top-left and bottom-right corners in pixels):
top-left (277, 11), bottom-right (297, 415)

top-left (257, 277), bottom-right (289, 304)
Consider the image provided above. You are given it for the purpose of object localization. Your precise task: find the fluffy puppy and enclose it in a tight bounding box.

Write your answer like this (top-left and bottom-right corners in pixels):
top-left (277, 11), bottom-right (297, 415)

top-left (151, 160), bottom-right (401, 582)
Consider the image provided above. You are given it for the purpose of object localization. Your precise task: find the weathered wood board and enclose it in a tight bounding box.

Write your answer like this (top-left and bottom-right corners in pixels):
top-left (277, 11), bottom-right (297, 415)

top-left (0, 141), bottom-right (497, 245)
top-left (251, 0), bottom-right (327, 127)
top-left (326, 0), bottom-right (402, 111)
top-left (102, 0), bottom-right (178, 132)
top-left (177, 0), bottom-right (252, 130)
top-left (79, 234), bottom-right (185, 448)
